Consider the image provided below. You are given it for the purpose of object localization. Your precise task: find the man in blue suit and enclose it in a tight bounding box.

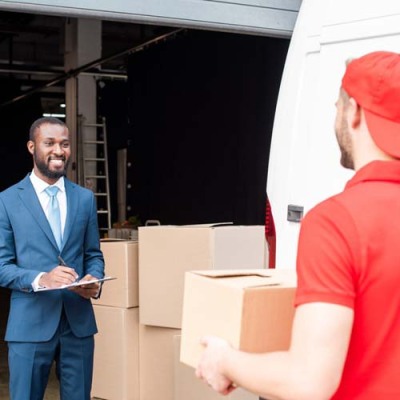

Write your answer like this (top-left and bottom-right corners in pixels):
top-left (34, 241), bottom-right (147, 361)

top-left (0, 117), bottom-right (105, 400)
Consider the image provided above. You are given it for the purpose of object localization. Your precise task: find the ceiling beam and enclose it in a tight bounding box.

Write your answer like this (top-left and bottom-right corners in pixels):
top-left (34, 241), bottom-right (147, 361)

top-left (0, 27), bottom-right (184, 108)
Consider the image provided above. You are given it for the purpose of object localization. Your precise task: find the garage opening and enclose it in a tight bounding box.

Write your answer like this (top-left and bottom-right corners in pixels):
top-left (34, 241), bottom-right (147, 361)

top-left (0, 9), bottom-right (289, 398)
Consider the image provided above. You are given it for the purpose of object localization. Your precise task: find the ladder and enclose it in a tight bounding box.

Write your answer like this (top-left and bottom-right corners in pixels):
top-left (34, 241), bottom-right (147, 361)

top-left (78, 116), bottom-right (111, 235)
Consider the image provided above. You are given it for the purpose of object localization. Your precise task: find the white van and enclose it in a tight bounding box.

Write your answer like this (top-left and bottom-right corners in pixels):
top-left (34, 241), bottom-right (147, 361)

top-left (267, 0), bottom-right (400, 269)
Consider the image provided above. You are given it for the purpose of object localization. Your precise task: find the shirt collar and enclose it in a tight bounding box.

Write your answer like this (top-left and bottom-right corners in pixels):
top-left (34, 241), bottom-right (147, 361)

top-left (345, 160), bottom-right (400, 190)
top-left (29, 169), bottom-right (65, 194)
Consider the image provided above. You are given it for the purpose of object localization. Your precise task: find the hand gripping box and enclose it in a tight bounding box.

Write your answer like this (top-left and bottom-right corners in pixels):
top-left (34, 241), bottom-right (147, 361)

top-left (174, 335), bottom-right (258, 400)
top-left (180, 269), bottom-right (296, 368)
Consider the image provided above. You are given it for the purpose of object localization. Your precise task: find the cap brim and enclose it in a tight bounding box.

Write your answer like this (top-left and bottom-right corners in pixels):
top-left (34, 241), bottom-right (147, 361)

top-left (364, 109), bottom-right (400, 159)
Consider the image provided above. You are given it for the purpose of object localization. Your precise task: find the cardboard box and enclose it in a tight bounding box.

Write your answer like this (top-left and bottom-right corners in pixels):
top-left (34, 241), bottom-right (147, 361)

top-left (139, 224), bottom-right (266, 328)
top-left (93, 240), bottom-right (138, 308)
top-left (139, 325), bottom-right (180, 400)
top-left (92, 305), bottom-right (139, 400)
top-left (173, 335), bottom-right (258, 400)
top-left (180, 269), bottom-right (296, 368)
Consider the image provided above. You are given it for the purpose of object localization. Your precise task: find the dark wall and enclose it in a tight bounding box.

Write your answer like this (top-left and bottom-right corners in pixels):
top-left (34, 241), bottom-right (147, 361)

top-left (0, 78), bottom-right (43, 191)
top-left (98, 80), bottom-right (130, 224)
top-left (126, 30), bottom-right (289, 225)
top-left (117, 30), bottom-right (289, 225)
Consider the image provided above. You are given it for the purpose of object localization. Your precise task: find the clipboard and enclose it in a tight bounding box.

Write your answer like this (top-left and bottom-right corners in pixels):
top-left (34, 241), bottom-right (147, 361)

top-left (36, 276), bottom-right (116, 291)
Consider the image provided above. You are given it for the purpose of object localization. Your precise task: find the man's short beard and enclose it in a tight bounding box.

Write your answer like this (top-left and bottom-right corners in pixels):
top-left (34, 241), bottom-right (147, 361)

top-left (336, 112), bottom-right (354, 170)
top-left (34, 152), bottom-right (69, 180)
top-left (339, 147), bottom-right (354, 170)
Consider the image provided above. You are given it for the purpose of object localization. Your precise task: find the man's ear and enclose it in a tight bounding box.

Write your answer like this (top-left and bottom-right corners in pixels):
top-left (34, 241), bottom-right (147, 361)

top-left (27, 140), bottom-right (34, 155)
top-left (347, 97), bottom-right (362, 130)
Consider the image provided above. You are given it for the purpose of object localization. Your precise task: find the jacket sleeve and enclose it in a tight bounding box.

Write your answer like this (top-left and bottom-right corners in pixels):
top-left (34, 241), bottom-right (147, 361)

top-left (0, 196), bottom-right (40, 291)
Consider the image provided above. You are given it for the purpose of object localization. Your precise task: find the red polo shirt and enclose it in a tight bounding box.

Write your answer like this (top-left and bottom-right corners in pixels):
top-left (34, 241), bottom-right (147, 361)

top-left (295, 160), bottom-right (400, 399)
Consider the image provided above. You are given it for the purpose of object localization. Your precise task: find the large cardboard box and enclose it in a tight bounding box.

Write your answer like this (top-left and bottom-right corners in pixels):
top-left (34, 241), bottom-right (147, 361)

top-left (139, 224), bottom-right (266, 328)
top-left (92, 306), bottom-right (139, 400)
top-left (139, 325), bottom-right (180, 400)
top-left (180, 269), bottom-right (296, 368)
top-left (173, 335), bottom-right (258, 400)
top-left (93, 240), bottom-right (138, 308)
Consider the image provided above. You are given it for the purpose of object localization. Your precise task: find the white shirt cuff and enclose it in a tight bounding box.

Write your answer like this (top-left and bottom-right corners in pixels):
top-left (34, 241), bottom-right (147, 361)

top-left (32, 272), bottom-right (46, 292)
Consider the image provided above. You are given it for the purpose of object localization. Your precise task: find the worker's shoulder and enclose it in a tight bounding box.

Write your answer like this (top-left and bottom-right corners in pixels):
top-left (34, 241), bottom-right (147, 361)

top-left (305, 179), bottom-right (392, 230)
top-left (302, 187), bottom-right (367, 232)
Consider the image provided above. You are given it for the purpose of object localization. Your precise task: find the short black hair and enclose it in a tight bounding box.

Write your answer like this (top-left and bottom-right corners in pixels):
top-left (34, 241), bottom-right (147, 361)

top-left (29, 117), bottom-right (67, 141)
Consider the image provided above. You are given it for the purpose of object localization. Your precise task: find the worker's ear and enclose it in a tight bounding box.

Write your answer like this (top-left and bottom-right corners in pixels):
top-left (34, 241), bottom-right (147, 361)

top-left (27, 140), bottom-right (34, 155)
top-left (346, 97), bottom-right (362, 131)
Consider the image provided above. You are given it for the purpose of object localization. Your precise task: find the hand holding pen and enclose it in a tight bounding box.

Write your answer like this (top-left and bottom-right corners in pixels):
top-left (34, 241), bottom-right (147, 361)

top-left (59, 256), bottom-right (102, 298)
top-left (38, 256), bottom-right (79, 289)
top-left (58, 256), bottom-right (80, 282)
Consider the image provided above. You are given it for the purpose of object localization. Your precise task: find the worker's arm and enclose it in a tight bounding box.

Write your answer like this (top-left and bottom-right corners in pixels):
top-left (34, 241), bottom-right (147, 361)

top-left (196, 301), bottom-right (353, 400)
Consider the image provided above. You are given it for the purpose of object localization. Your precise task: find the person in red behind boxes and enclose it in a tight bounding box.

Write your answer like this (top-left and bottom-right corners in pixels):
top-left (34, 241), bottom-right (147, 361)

top-left (196, 51), bottom-right (400, 400)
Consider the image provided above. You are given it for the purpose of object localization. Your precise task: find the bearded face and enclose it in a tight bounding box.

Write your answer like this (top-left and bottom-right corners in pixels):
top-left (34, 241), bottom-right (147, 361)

top-left (29, 122), bottom-right (71, 183)
top-left (33, 148), bottom-right (69, 180)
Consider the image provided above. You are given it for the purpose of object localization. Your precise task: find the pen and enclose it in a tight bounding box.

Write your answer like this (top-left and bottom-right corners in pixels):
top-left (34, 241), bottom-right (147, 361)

top-left (58, 255), bottom-right (67, 266)
top-left (58, 256), bottom-right (80, 282)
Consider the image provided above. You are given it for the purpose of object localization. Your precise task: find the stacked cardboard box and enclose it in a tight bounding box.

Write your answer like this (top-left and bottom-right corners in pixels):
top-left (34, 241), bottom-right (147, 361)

top-left (92, 306), bottom-right (139, 400)
top-left (92, 239), bottom-right (139, 400)
top-left (139, 324), bottom-right (180, 400)
top-left (139, 224), bottom-right (267, 328)
top-left (138, 224), bottom-right (266, 400)
top-left (92, 225), bottom-right (293, 400)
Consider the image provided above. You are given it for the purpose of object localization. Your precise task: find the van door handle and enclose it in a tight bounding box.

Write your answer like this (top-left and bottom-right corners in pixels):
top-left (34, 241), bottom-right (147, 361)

top-left (287, 205), bottom-right (304, 222)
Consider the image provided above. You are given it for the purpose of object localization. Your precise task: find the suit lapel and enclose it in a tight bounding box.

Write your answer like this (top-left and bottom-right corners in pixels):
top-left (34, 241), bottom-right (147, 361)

top-left (17, 174), bottom-right (59, 250)
top-left (61, 178), bottom-right (79, 251)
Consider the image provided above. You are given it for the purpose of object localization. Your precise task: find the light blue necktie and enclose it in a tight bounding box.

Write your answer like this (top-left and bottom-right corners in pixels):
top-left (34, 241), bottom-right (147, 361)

top-left (45, 186), bottom-right (62, 250)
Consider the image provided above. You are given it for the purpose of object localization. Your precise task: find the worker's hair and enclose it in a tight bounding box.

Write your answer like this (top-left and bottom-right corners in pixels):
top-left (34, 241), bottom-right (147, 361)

top-left (29, 117), bottom-right (67, 141)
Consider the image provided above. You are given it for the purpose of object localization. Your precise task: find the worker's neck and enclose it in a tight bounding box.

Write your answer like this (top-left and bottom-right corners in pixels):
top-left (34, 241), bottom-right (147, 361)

top-left (354, 151), bottom-right (397, 171)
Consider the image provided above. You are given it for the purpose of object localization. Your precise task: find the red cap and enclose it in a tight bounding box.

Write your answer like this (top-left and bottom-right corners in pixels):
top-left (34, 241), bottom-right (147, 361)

top-left (342, 51), bottom-right (400, 158)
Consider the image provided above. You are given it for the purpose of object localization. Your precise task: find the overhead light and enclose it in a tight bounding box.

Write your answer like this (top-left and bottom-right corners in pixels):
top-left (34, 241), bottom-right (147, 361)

top-left (43, 113), bottom-right (66, 118)
top-left (60, 103), bottom-right (66, 108)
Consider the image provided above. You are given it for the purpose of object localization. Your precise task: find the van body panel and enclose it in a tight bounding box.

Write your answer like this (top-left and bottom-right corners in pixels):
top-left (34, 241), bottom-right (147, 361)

top-left (268, 0), bottom-right (400, 268)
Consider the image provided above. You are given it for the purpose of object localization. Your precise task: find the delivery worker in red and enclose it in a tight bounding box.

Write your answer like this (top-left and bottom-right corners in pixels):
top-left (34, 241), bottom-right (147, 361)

top-left (196, 51), bottom-right (400, 400)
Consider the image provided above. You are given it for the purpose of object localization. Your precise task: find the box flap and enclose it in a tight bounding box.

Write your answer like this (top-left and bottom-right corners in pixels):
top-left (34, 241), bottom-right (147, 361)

top-left (189, 269), bottom-right (296, 289)
top-left (191, 269), bottom-right (270, 278)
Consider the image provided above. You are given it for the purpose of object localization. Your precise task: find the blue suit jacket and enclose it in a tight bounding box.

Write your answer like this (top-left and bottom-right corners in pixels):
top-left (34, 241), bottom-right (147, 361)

top-left (0, 174), bottom-right (104, 342)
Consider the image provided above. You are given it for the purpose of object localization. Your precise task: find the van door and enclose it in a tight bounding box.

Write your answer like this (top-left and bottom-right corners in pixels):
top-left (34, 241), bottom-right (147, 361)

top-left (268, 0), bottom-right (400, 268)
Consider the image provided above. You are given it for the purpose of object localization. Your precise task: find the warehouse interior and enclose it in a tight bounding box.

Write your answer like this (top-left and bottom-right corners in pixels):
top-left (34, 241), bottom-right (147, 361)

top-left (0, 9), bottom-right (290, 398)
